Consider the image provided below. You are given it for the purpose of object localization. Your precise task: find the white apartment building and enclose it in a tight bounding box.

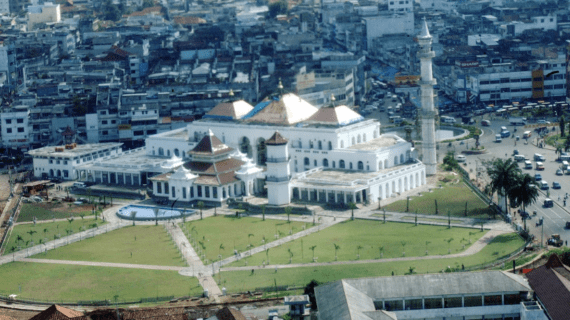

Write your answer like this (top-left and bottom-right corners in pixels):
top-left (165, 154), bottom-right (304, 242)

top-left (0, 0), bottom-right (9, 14)
top-left (296, 69), bottom-right (355, 107)
top-left (27, 2), bottom-right (60, 30)
top-left (1, 106), bottom-right (30, 150)
top-left (500, 15), bottom-right (557, 37)
top-left (363, 12), bottom-right (414, 50)
top-left (388, 0), bottom-right (413, 13)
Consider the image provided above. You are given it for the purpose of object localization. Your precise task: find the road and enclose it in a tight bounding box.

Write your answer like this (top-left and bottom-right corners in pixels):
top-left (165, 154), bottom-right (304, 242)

top-left (457, 116), bottom-right (570, 246)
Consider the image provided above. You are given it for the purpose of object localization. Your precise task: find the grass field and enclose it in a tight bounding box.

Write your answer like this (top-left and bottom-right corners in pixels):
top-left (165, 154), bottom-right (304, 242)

top-left (19, 202), bottom-right (93, 222)
top-left (0, 262), bottom-right (201, 302)
top-left (384, 176), bottom-right (491, 218)
top-left (545, 134), bottom-right (564, 147)
top-left (227, 220), bottom-right (487, 267)
top-left (182, 216), bottom-right (306, 263)
top-left (3, 219), bottom-right (106, 255)
top-left (400, 216), bottom-right (463, 224)
top-left (220, 233), bottom-right (525, 292)
top-left (35, 225), bottom-right (186, 267)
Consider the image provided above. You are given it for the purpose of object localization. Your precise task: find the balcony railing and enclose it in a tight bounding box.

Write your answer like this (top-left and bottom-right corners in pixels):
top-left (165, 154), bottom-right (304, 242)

top-left (266, 156), bottom-right (291, 163)
top-left (266, 175), bottom-right (291, 182)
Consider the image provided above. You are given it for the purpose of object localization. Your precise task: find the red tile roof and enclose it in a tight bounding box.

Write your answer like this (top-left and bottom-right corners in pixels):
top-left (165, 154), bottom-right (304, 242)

top-left (526, 255), bottom-right (570, 320)
top-left (172, 16), bottom-right (207, 25)
top-left (126, 6), bottom-right (163, 17)
top-left (29, 305), bottom-right (84, 320)
top-left (265, 131), bottom-right (288, 145)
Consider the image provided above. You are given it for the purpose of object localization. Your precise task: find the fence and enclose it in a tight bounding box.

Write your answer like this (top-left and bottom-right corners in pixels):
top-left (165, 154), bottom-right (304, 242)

top-left (0, 292), bottom-right (180, 307)
top-left (0, 196), bottom-right (22, 255)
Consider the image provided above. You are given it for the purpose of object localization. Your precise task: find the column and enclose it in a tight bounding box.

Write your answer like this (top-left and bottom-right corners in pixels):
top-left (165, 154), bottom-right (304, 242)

top-left (325, 190), bottom-right (329, 202)
top-left (344, 193), bottom-right (347, 203)
top-left (316, 189), bottom-right (319, 202)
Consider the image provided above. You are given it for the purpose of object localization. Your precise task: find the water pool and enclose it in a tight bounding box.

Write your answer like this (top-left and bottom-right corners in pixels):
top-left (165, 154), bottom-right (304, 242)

top-left (116, 204), bottom-right (195, 221)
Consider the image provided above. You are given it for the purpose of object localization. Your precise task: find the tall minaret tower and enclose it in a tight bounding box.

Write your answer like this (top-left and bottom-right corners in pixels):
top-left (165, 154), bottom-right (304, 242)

top-left (417, 19), bottom-right (437, 175)
top-left (265, 131), bottom-right (291, 205)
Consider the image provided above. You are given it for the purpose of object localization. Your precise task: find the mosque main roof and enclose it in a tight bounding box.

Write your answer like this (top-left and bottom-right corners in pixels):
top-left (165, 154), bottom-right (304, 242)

top-left (243, 93), bottom-right (318, 125)
top-left (307, 104), bottom-right (364, 126)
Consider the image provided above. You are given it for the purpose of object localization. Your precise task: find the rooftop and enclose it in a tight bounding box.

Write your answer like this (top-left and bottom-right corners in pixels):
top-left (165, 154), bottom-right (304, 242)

top-left (28, 143), bottom-right (122, 158)
top-left (347, 135), bottom-right (402, 151)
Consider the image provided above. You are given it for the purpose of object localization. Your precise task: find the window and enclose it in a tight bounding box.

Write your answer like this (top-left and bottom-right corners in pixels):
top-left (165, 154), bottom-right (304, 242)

top-left (298, 140), bottom-right (302, 148)
top-left (5, 119), bottom-right (11, 124)
top-left (309, 140), bottom-right (314, 149)
top-left (332, 161), bottom-right (336, 168)
top-left (197, 186), bottom-right (202, 197)
top-left (174, 149), bottom-right (180, 157)
top-left (318, 141), bottom-right (322, 150)
top-left (464, 296), bottom-right (482, 307)
top-left (134, 130), bottom-right (144, 136)
top-left (328, 141), bottom-right (332, 150)
top-left (304, 157), bottom-right (310, 165)
top-left (504, 294), bottom-right (521, 305)
top-left (314, 159), bottom-right (317, 166)
top-left (213, 187), bottom-right (218, 198)
top-left (484, 295), bottom-right (502, 306)
top-left (6, 128), bottom-right (11, 133)
top-left (16, 118), bottom-right (23, 123)
top-left (190, 186), bottom-right (194, 198)
top-left (404, 299), bottom-right (422, 310)
top-left (533, 77), bottom-right (542, 82)
top-left (49, 159), bottom-right (53, 164)
top-left (165, 183), bottom-right (169, 194)
top-left (205, 186), bottom-right (210, 198)
top-left (444, 297), bottom-right (462, 308)
top-left (358, 161), bottom-right (364, 170)
top-left (339, 160), bottom-right (345, 168)
top-left (102, 120), bottom-right (108, 125)
top-left (424, 298), bottom-right (442, 309)
top-left (384, 300), bottom-right (403, 311)
top-left (99, 111), bottom-right (106, 115)
top-left (172, 187), bottom-right (176, 198)
top-left (182, 187), bottom-right (186, 199)
top-left (64, 161), bottom-right (68, 165)
top-left (350, 162), bottom-right (353, 169)
top-left (323, 159), bottom-right (329, 167)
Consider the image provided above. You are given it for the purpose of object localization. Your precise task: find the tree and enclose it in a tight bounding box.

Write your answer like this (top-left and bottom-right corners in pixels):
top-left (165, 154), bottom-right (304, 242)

top-left (284, 206), bottom-right (292, 223)
top-left (261, 204), bottom-right (266, 221)
top-left (508, 173), bottom-right (539, 227)
top-left (268, 0), bottom-right (288, 18)
top-left (348, 202), bottom-right (357, 220)
top-left (333, 243), bottom-right (340, 261)
top-left (378, 246), bottom-right (384, 258)
top-left (442, 151), bottom-right (458, 171)
top-left (248, 233), bottom-right (254, 246)
top-left (288, 248), bottom-right (294, 264)
top-left (486, 158), bottom-right (520, 216)
top-left (197, 201), bottom-right (204, 220)
top-left (218, 243), bottom-right (225, 259)
top-left (304, 280), bottom-right (320, 310)
top-left (561, 115), bottom-right (566, 137)
top-left (445, 238), bottom-right (454, 254)
top-left (310, 245), bottom-right (317, 261)
top-left (27, 230), bottom-right (37, 243)
top-left (556, 144), bottom-right (563, 161)
top-left (565, 135), bottom-right (570, 152)
top-left (9, 246), bottom-right (16, 261)
top-left (43, 228), bottom-right (48, 240)
top-left (153, 207), bottom-right (160, 226)
top-left (400, 241), bottom-right (407, 256)
top-left (130, 211), bottom-right (137, 226)
top-left (356, 245), bottom-right (363, 259)
top-left (266, 248), bottom-right (270, 263)
top-left (16, 235), bottom-right (23, 246)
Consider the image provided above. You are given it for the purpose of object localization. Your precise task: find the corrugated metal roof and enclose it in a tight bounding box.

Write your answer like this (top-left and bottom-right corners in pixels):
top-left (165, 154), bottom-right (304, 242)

top-left (244, 93), bottom-right (318, 125)
top-left (307, 105), bottom-right (364, 126)
top-left (205, 100), bottom-right (254, 119)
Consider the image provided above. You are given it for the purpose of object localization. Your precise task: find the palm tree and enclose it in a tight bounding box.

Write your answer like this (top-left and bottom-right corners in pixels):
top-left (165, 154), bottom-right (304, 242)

top-left (508, 173), bottom-right (539, 226)
top-left (27, 230), bottom-right (37, 243)
top-left (66, 229), bottom-right (73, 244)
top-left (401, 241), bottom-right (407, 256)
top-left (153, 207), bottom-right (160, 226)
top-left (284, 206), bottom-right (292, 223)
top-left (310, 245), bottom-right (317, 262)
top-left (348, 202), bottom-right (357, 220)
top-left (130, 211), bottom-right (137, 226)
top-left (445, 238), bottom-right (454, 254)
top-left (197, 201), bottom-right (204, 220)
top-left (16, 234), bottom-right (23, 247)
top-left (356, 245), bottom-right (363, 259)
top-left (43, 228), bottom-right (49, 241)
top-left (265, 248), bottom-right (270, 263)
top-left (486, 158), bottom-right (520, 216)
top-left (248, 233), bottom-right (254, 247)
top-left (218, 243), bottom-right (225, 259)
top-left (261, 204), bottom-right (266, 221)
top-left (9, 246), bottom-right (16, 261)
top-left (425, 241), bottom-right (431, 255)
top-left (288, 248), bottom-right (294, 264)
top-left (378, 246), bottom-right (384, 259)
top-left (334, 243), bottom-right (340, 261)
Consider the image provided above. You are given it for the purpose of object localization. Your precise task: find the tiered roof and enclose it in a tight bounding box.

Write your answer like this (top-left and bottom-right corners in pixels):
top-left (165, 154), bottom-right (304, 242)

top-left (307, 105), bottom-right (364, 126)
top-left (243, 93), bottom-right (318, 125)
top-left (188, 130), bottom-right (233, 156)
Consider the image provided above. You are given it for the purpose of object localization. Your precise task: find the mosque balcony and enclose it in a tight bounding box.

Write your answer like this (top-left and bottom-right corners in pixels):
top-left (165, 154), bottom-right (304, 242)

top-left (266, 175), bottom-right (292, 182)
top-left (266, 156), bottom-right (291, 163)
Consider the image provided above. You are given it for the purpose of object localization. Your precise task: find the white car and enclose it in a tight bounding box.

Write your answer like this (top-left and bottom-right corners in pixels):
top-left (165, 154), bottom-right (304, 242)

top-left (537, 120), bottom-right (551, 124)
top-left (456, 155), bottom-right (466, 162)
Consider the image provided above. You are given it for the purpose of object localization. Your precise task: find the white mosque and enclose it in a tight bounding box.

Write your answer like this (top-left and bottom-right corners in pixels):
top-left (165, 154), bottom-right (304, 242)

top-left (30, 23), bottom-right (439, 207)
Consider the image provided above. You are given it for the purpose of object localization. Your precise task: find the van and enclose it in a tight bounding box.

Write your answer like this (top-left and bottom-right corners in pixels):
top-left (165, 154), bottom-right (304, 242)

top-left (544, 198), bottom-right (554, 208)
top-left (560, 154), bottom-right (570, 162)
top-left (534, 153), bottom-right (545, 161)
top-left (389, 115), bottom-right (401, 123)
top-left (524, 160), bottom-right (533, 169)
top-left (73, 182), bottom-right (86, 189)
top-left (563, 161), bottom-right (569, 170)
top-left (536, 162), bottom-right (545, 170)
top-left (495, 134), bottom-right (502, 142)
top-left (501, 130), bottom-right (510, 138)
top-left (514, 155), bottom-right (525, 162)
top-left (500, 126), bottom-right (507, 132)
top-left (539, 181), bottom-right (549, 190)
top-left (442, 117), bottom-right (456, 124)
top-left (523, 131), bottom-right (532, 139)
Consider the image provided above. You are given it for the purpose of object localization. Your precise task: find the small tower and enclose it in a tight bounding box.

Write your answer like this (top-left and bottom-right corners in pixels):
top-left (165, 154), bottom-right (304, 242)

top-left (417, 19), bottom-right (437, 175)
top-left (265, 131), bottom-right (291, 205)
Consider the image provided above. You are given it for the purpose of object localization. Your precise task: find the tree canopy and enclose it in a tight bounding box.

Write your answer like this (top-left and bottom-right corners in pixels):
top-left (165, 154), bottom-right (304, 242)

top-left (269, 0), bottom-right (288, 18)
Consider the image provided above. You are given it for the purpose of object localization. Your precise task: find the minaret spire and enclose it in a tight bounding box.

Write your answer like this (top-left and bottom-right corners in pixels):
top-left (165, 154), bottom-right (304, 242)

top-left (417, 19), bottom-right (437, 176)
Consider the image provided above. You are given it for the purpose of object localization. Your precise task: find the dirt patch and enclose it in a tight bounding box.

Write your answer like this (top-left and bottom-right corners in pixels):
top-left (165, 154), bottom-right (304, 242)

top-left (30, 201), bottom-right (93, 214)
top-left (0, 307), bottom-right (40, 320)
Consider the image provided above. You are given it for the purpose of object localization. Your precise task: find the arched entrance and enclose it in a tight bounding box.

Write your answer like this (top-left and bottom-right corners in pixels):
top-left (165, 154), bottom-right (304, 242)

top-left (239, 137), bottom-right (252, 157)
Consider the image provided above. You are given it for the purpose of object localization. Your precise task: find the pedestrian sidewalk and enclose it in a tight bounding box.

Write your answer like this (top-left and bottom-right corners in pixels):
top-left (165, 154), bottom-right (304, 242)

top-left (220, 229), bottom-right (510, 272)
top-left (166, 223), bottom-right (222, 297)
top-left (18, 258), bottom-right (184, 271)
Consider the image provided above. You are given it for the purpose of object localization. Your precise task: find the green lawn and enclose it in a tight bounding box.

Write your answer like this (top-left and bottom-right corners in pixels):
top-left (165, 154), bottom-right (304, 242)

top-left (400, 216), bottom-right (463, 224)
top-left (18, 203), bottom-right (93, 222)
top-left (384, 178), bottom-right (491, 218)
top-left (220, 233), bottom-right (525, 293)
top-left (0, 262), bottom-right (201, 302)
top-left (227, 220), bottom-right (487, 267)
top-left (182, 216), bottom-right (307, 263)
top-left (545, 134), bottom-right (565, 147)
top-left (370, 213), bottom-right (392, 219)
top-left (35, 225), bottom-right (186, 267)
top-left (3, 219), bottom-right (106, 256)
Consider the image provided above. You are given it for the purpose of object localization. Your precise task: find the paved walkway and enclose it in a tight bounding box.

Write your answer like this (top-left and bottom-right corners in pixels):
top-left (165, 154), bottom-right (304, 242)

top-left (17, 258), bottom-right (184, 271)
top-left (165, 222), bottom-right (222, 297)
top-left (220, 229), bottom-right (510, 272)
top-left (14, 215), bottom-right (97, 225)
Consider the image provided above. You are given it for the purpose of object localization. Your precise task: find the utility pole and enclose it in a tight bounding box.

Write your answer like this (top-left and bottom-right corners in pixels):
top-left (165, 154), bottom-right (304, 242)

top-left (541, 221), bottom-right (544, 249)
top-left (9, 165), bottom-right (14, 198)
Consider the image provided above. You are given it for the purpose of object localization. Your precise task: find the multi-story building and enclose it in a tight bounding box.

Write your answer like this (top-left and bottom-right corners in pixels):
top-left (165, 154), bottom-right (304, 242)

top-left (27, 2), bottom-right (61, 31)
top-left (1, 105), bottom-right (30, 150)
top-left (296, 69), bottom-right (355, 107)
top-left (0, 41), bottom-right (17, 87)
top-left (363, 12), bottom-right (414, 51)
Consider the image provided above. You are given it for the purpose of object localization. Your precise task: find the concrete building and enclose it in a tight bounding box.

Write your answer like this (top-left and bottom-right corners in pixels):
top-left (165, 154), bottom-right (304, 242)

top-left (1, 105), bottom-right (30, 151)
top-left (315, 271), bottom-right (547, 320)
top-left (363, 12), bottom-right (414, 50)
top-left (27, 2), bottom-right (61, 30)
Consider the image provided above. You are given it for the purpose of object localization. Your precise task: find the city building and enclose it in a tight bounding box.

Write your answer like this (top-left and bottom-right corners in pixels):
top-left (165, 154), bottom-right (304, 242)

top-left (1, 105), bottom-right (30, 151)
top-left (27, 2), bottom-right (61, 30)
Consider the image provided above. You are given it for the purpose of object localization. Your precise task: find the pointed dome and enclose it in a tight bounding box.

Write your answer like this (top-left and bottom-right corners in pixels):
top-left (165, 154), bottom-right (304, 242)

top-left (307, 105), bottom-right (364, 126)
top-left (418, 18), bottom-right (431, 39)
top-left (244, 93), bottom-right (318, 125)
top-left (205, 100), bottom-right (254, 120)
top-left (265, 131), bottom-right (288, 145)
top-left (189, 130), bottom-right (233, 156)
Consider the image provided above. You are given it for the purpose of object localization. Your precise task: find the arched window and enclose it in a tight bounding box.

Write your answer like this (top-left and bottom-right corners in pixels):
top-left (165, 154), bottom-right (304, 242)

top-left (394, 156), bottom-right (398, 165)
top-left (240, 137), bottom-right (251, 157)
top-left (350, 162), bottom-right (353, 169)
top-left (318, 141), bottom-right (322, 150)
top-left (357, 134), bottom-right (361, 143)
top-left (167, 150), bottom-right (171, 157)
top-left (400, 154), bottom-right (405, 164)
top-left (323, 158), bottom-right (329, 167)
top-left (363, 134), bottom-right (367, 142)
top-left (339, 160), bottom-right (345, 168)
top-left (304, 157), bottom-right (310, 165)
top-left (174, 148), bottom-right (180, 157)
top-left (257, 138), bottom-right (267, 165)
top-left (358, 161), bottom-right (364, 170)
top-left (352, 137), bottom-right (355, 145)
top-left (328, 141), bottom-right (332, 150)
top-left (158, 147), bottom-right (164, 156)
top-left (309, 140), bottom-right (314, 149)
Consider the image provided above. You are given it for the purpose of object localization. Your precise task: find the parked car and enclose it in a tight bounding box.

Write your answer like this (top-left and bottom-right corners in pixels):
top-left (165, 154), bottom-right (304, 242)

top-left (456, 155), bottom-right (466, 162)
top-left (544, 198), bottom-right (554, 208)
top-left (556, 169), bottom-right (564, 176)
top-left (535, 173), bottom-right (542, 181)
top-left (553, 181), bottom-right (561, 189)
top-left (513, 149), bottom-right (519, 155)
top-left (537, 120), bottom-right (551, 125)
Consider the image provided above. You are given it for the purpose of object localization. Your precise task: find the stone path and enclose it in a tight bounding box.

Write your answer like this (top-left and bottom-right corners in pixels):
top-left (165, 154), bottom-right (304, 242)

top-left (17, 258), bottom-right (184, 271)
top-left (220, 229), bottom-right (510, 272)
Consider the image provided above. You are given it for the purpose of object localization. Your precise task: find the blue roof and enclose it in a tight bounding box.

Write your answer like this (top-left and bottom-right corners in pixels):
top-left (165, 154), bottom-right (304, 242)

top-left (241, 96), bottom-right (278, 120)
